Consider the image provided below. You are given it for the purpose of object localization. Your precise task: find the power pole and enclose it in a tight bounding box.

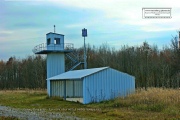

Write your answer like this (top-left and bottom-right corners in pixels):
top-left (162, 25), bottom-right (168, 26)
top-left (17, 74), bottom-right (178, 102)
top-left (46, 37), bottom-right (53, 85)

top-left (82, 28), bottom-right (87, 69)
top-left (179, 31), bottom-right (180, 49)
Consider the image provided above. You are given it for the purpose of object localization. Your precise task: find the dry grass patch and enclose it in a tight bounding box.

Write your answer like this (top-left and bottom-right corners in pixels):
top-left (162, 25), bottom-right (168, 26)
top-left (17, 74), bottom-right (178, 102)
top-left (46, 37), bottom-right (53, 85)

top-left (1, 88), bottom-right (180, 119)
top-left (113, 88), bottom-right (180, 113)
top-left (132, 88), bottom-right (180, 105)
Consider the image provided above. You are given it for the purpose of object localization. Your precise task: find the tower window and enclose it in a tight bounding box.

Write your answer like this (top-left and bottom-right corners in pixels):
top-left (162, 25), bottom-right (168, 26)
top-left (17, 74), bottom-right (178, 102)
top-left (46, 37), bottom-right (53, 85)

top-left (47, 38), bottom-right (51, 45)
top-left (54, 38), bottom-right (60, 44)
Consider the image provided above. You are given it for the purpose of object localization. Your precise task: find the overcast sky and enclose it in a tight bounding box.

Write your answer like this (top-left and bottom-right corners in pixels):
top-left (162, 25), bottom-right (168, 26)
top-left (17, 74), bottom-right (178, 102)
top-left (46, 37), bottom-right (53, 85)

top-left (0, 0), bottom-right (180, 61)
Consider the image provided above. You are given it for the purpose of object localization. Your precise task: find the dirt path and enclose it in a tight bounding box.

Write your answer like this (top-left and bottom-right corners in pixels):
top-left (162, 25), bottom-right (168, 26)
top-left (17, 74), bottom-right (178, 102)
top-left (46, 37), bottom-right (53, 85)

top-left (0, 105), bottom-right (82, 120)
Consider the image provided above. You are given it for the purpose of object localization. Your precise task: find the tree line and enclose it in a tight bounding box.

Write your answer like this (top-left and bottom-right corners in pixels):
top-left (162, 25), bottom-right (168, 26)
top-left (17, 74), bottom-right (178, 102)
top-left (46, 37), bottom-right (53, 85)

top-left (0, 55), bottom-right (46, 89)
top-left (0, 37), bottom-right (179, 89)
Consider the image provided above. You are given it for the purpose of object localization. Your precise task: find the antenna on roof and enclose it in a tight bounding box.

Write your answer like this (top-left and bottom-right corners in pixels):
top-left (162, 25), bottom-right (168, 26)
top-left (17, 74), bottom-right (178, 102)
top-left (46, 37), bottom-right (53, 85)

top-left (54, 25), bottom-right (56, 33)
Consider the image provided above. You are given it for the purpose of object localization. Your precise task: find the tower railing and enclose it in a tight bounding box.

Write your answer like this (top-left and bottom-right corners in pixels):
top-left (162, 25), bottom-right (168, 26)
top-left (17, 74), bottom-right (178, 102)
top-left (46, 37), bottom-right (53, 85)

top-left (32, 43), bottom-right (74, 53)
top-left (33, 42), bottom-right (84, 71)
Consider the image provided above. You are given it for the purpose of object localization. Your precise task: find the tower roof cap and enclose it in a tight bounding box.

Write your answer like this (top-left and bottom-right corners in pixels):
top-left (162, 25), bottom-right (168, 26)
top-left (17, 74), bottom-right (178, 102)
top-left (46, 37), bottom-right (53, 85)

top-left (46, 32), bottom-right (64, 36)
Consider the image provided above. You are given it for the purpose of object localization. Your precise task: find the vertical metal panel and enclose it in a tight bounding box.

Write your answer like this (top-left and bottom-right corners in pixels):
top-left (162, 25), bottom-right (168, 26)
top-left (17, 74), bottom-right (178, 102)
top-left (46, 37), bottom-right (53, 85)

top-left (83, 68), bottom-right (135, 104)
top-left (47, 80), bottom-right (50, 96)
top-left (64, 80), bottom-right (66, 100)
top-left (66, 80), bottom-right (83, 98)
top-left (74, 80), bottom-right (83, 97)
top-left (66, 80), bottom-right (73, 97)
top-left (47, 53), bottom-right (65, 95)
top-left (50, 80), bottom-right (83, 98)
top-left (47, 53), bottom-right (65, 78)
top-left (50, 80), bottom-right (64, 97)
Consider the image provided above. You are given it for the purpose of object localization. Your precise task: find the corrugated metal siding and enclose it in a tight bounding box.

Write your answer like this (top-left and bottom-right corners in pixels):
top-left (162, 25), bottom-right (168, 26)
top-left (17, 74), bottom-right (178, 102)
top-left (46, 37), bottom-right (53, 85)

top-left (66, 81), bottom-right (73, 97)
top-left (47, 53), bottom-right (65, 78)
top-left (83, 68), bottom-right (135, 104)
top-left (50, 80), bottom-right (83, 98)
top-left (46, 33), bottom-right (64, 50)
top-left (50, 80), bottom-right (64, 97)
top-left (47, 53), bottom-right (65, 95)
top-left (66, 80), bottom-right (83, 97)
top-left (74, 80), bottom-right (83, 97)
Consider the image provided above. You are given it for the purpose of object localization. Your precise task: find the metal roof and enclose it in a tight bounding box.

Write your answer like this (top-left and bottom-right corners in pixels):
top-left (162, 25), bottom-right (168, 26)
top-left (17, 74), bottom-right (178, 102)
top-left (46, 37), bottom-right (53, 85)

top-left (47, 67), bottom-right (109, 80)
top-left (46, 32), bottom-right (64, 36)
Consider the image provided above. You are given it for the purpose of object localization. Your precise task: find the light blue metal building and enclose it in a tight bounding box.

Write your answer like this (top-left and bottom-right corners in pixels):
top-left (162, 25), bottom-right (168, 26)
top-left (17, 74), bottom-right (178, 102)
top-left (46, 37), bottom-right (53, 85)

top-left (47, 67), bottom-right (135, 104)
top-left (33, 32), bottom-right (135, 104)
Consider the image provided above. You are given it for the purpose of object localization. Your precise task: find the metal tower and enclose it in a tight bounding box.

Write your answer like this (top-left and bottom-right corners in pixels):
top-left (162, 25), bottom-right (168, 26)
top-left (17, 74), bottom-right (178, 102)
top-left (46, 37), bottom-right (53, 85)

top-left (33, 32), bottom-right (83, 96)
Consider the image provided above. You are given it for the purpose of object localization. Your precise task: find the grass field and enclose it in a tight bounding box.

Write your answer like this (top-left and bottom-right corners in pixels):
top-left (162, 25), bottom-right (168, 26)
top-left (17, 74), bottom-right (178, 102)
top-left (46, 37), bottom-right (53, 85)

top-left (0, 88), bottom-right (180, 119)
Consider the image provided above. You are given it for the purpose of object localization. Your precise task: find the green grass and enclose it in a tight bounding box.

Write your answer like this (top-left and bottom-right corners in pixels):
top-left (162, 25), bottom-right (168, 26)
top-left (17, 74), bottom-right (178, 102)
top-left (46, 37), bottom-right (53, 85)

top-left (0, 116), bottom-right (19, 120)
top-left (0, 88), bottom-right (180, 119)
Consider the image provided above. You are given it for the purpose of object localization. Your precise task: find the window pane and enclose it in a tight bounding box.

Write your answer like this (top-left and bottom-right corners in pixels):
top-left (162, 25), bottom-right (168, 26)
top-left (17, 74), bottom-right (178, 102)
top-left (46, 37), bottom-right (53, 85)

top-left (47, 38), bottom-right (51, 45)
top-left (54, 38), bottom-right (60, 44)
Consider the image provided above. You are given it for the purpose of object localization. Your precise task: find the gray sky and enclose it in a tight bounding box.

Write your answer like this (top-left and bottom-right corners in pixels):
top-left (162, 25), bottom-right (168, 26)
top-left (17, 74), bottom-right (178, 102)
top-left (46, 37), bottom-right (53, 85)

top-left (0, 0), bottom-right (180, 61)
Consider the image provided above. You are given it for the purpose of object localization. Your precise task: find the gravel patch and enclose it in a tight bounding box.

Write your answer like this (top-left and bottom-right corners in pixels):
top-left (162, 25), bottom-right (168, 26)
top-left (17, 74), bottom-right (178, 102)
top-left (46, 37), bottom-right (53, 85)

top-left (0, 105), bottom-right (82, 120)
